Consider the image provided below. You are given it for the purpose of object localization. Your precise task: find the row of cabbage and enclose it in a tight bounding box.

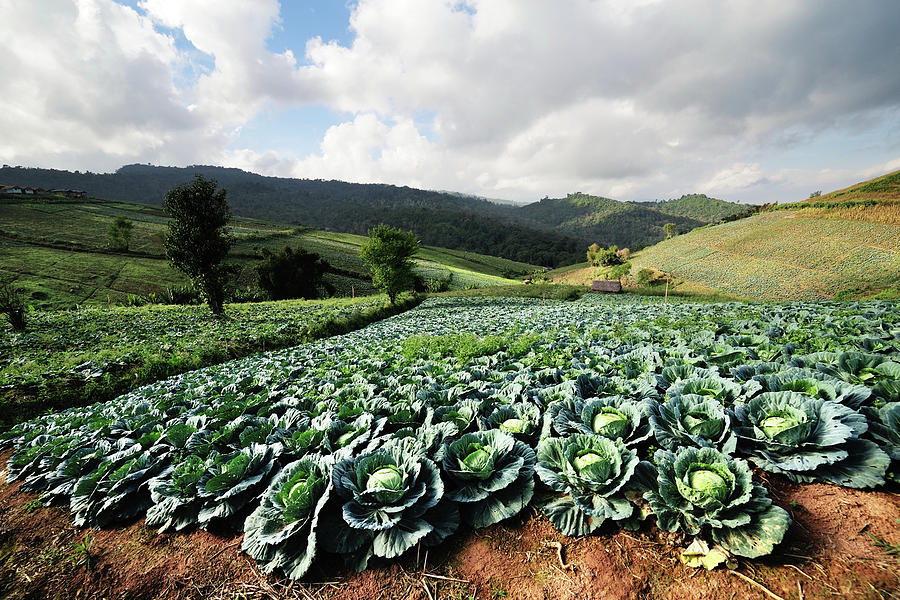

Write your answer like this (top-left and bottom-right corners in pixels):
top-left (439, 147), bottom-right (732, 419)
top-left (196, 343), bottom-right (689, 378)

top-left (2, 295), bottom-right (898, 575)
top-left (1, 296), bottom-right (386, 386)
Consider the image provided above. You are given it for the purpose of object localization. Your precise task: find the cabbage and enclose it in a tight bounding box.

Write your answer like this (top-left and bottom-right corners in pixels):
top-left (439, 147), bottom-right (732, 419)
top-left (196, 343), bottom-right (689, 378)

top-left (535, 434), bottom-right (652, 537)
top-left (242, 454), bottom-right (332, 579)
top-left (650, 394), bottom-right (737, 454)
top-left (319, 443), bottom-right (459, 571)
top-left (549, 396), bottom-right (655, 447)
top-left (442, 430), bottom-right (536, 528)
top-left (734, 391), bottom-right (889, 489)
top-left (646, 447), bottom-right (790, 559)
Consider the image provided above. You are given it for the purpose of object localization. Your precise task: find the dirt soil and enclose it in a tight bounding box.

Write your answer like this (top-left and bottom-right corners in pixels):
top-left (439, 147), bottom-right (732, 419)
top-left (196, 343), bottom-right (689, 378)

top-left (0, 453), bottom-right (898, 600)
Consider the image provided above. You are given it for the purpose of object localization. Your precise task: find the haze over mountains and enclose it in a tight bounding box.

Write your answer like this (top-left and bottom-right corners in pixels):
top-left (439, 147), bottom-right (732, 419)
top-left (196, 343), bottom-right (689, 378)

top-left (1, 164), bottom-right (754, 267)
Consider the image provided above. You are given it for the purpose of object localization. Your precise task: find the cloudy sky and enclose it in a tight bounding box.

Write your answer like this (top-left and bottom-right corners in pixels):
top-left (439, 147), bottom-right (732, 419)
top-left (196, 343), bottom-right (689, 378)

top-left (2, 0), bottom-right (899, 204)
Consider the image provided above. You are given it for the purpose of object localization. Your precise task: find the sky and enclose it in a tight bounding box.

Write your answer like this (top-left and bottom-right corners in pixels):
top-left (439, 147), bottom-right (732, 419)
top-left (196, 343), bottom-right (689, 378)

top-left (1, 1), bottom-right (899, 205)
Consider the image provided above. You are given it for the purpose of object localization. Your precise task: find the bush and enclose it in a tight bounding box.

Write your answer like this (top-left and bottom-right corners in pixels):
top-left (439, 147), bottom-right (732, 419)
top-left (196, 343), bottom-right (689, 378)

top-left (0, 284), bottom-right (27, 331)
top-left (636, 268), bottom-right (656, 285)
top-left (255, 247), bottom-right (331, 300)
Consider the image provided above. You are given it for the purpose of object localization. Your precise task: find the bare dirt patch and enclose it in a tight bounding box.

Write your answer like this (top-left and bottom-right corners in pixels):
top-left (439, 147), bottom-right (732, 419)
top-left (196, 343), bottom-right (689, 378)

top-left (1, 450), bottom-right (898, 600)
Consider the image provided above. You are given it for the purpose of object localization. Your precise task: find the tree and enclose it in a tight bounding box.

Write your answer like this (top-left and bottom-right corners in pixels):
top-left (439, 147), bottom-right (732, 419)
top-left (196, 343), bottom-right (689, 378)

top-left (809, 190), bottom-right (822, 199)
top-left (359, 225), bottom-right (419, 303)
top-left (163, 175), bottom-right (232, 315)
top-left (107, 216), bottom-right (134, 251)
top-left (255, 246), bottom-right (332, 300)
top-left (663, 222), bottom-right (677, 239)
top-left (607, 261), bottom-right (631, 282)
top-left (587, 243), bottom-right (624, 268)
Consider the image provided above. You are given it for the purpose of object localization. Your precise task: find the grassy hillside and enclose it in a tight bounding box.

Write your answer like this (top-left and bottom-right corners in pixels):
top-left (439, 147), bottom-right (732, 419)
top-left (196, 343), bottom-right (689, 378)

top-left (0, 195), bottom-right (537, 309)
top-left (630, 176), bottom-right (900, 300)
top-left (2, 165), bottom-right (757, 265)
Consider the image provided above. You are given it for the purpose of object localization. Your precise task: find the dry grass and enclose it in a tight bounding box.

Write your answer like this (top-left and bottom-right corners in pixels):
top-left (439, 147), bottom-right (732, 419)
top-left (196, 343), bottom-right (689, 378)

top-left (799, 203), bottom-right (900, 226)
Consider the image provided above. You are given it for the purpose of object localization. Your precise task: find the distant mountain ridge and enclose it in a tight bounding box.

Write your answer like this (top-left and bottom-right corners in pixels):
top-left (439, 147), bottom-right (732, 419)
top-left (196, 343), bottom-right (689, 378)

top-left (0, 164), bottom-right (754, 266)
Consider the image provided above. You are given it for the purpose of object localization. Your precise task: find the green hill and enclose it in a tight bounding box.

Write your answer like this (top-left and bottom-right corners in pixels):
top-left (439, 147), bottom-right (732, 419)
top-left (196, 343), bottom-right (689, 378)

top-left (631, 175), bottom-right (900, 300)
top-left (0, 194), bottom-right (538, 309)
top-left (637, 194), bottom-right (755, 222)
top-left (516, 192), bottom-right (754, 249)
top-left (1, 165), bottom-right (756, 265)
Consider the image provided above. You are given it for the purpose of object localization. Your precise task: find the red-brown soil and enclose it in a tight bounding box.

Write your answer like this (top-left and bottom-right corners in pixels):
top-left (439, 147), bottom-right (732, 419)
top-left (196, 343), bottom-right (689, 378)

top-left (1, 452), bottom-right (898, 600)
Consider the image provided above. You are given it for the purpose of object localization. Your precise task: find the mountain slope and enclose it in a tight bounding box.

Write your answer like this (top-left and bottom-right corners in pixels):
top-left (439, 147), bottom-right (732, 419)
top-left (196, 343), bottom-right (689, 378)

top-left (0, 194), bottom-right (539, 309)
top-left (631, 174), bottom-right (900, 300)
top-left (0, 165), bottom-right (584, 267)
top-left (1, 165), bottom-right (754, 265)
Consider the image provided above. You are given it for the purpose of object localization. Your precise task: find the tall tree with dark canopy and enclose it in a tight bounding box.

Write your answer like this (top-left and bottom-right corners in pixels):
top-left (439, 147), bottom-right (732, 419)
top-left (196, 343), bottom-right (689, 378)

top-left (255, 246), bottom-right (332, 300)
top-left (359, 225), bottom-right (419, 303)
top-left (163, 175), bottom-right (232, 315)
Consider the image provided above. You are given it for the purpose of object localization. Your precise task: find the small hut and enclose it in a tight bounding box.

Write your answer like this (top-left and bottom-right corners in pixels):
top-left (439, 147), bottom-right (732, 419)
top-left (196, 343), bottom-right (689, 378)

top-left (591, 280), bottom-right (622, 293)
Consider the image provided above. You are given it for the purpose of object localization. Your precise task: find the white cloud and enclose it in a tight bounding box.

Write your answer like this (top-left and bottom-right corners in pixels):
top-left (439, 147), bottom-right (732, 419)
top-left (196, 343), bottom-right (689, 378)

top-left (2, 0), bottom-right (899, 205)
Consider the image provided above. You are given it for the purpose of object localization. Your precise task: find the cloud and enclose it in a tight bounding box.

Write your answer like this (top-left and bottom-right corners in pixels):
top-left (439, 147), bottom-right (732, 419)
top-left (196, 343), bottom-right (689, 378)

top-left (2, 0), bottom-right (899, 204)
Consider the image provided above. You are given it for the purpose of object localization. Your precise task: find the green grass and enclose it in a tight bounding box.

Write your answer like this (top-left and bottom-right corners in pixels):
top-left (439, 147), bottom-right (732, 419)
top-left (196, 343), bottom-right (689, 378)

top-left (435, 283), bottom-right (588, 301)
top-left (631, 211), bottom-right (900, 301)
top-left (0, 294), bottom-right (420, 431)
top-left (0, 195), bottom-right (540, 309)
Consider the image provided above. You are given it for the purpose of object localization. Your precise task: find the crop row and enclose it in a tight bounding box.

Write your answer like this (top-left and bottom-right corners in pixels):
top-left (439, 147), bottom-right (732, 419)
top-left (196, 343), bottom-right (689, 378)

top-left (2, 295), bottom-right (898, 576)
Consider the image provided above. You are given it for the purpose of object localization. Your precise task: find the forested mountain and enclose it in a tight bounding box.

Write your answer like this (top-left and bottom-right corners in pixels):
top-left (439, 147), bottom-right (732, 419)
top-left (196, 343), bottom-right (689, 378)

top-left (1, 164), bottom-right (755, 266)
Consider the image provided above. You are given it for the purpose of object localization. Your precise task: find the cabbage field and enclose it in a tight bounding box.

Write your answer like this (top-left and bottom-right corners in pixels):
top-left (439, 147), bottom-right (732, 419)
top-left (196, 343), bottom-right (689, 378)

top-left (2, 295), bottom-right (899, 579)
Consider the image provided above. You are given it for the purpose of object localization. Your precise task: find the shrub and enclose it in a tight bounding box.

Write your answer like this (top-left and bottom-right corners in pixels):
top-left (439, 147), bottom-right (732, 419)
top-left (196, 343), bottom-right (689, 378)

top-left (0, 283), bottom-right (27, 331)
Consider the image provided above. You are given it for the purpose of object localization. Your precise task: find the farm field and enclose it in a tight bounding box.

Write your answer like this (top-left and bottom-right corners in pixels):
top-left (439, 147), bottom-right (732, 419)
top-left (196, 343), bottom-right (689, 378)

top-left (628, 172), bottom-right (900, 301)
top-left (0, 195), bottom-right (536, 309)
top-left (1, 294), bottom-right (898, 599)
top-left (631, 211), bottom-right (900, 300)
top-left (0, 294), bottom-right (417, 431)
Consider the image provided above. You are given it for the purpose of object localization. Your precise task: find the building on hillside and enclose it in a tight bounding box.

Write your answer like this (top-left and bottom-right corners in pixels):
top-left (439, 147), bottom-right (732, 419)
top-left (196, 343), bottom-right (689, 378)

top-left (1, 185), bottom-right (24, 194)
top-left (50, 189), bottom-right (87, 198)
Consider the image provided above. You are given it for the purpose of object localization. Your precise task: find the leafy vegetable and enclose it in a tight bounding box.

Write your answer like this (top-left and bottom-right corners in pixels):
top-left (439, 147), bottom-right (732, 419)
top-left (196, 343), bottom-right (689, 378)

top-left (535, 434), bottom-right (651, 536)
top-left (645, 447), bottom-right (790, 559)
top-left (442, 430), bottom-right (536, 527)
top-left (733, 392), bottom-right (890, 489)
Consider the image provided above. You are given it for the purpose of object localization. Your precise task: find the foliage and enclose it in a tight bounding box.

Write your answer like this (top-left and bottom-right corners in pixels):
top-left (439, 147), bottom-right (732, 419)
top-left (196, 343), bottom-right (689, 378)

top-left (587, 244), bottom-right (623, 268)
top-left (319, 442), bottom-right (458, 571)
top-left (360, 225), bottom-right (420, 303)
top-left (663, 223), bottom-right (677, 238)
top-left (2, 294), bottom-right (898, 577)
top-left (0, 283), bottom-right (27, 331)
top-left (442, 430), bottom-right (536, 527)
top-left (106, 216), bottom-right (133, 252)
top-left (242, 454), bottom-right (332, 578)
top-left (535, 434), bottom-right (651, 536)
top-left (646, 447), bottom-right (791, 559)
top-left (649, 395), bottom-right (737, 454)
top-left (733, 391), bottom-right (890, 488)
top-left (255, 246), bottom-right (331, 300)
top-left (164, 175), bottom-right (233, 315)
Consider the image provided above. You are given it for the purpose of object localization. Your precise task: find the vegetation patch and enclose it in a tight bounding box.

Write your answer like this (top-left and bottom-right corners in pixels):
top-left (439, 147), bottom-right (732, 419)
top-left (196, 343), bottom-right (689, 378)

top-left (1, 295), bottom-right (898, 590)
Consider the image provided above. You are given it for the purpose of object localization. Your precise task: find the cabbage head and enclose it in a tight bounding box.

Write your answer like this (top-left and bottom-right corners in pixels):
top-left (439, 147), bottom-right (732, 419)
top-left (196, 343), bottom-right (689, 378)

top-left (319, 444), bottom-right (459, 571)
top-left (242, 454), bottom-right (332, 579)
top-left (650, 394), bottom-right (737, 454)
top-left (535, 434), bottom-right (651, 536)
top-left (734, 391), bottom-right (889, 489)
top-left (442, 430), bottom-right (536, 527)
top-left (481, 402), bottom-right (546, 445)
top-left (549, 396), bottom-right (654, 447)
top-left (645, 447), bottom-right (790, 559)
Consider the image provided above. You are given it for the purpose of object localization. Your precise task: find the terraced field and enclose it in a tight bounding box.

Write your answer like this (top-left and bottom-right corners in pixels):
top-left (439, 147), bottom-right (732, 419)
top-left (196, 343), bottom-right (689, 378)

top-left (632, 211), bottom-right (900, 300)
